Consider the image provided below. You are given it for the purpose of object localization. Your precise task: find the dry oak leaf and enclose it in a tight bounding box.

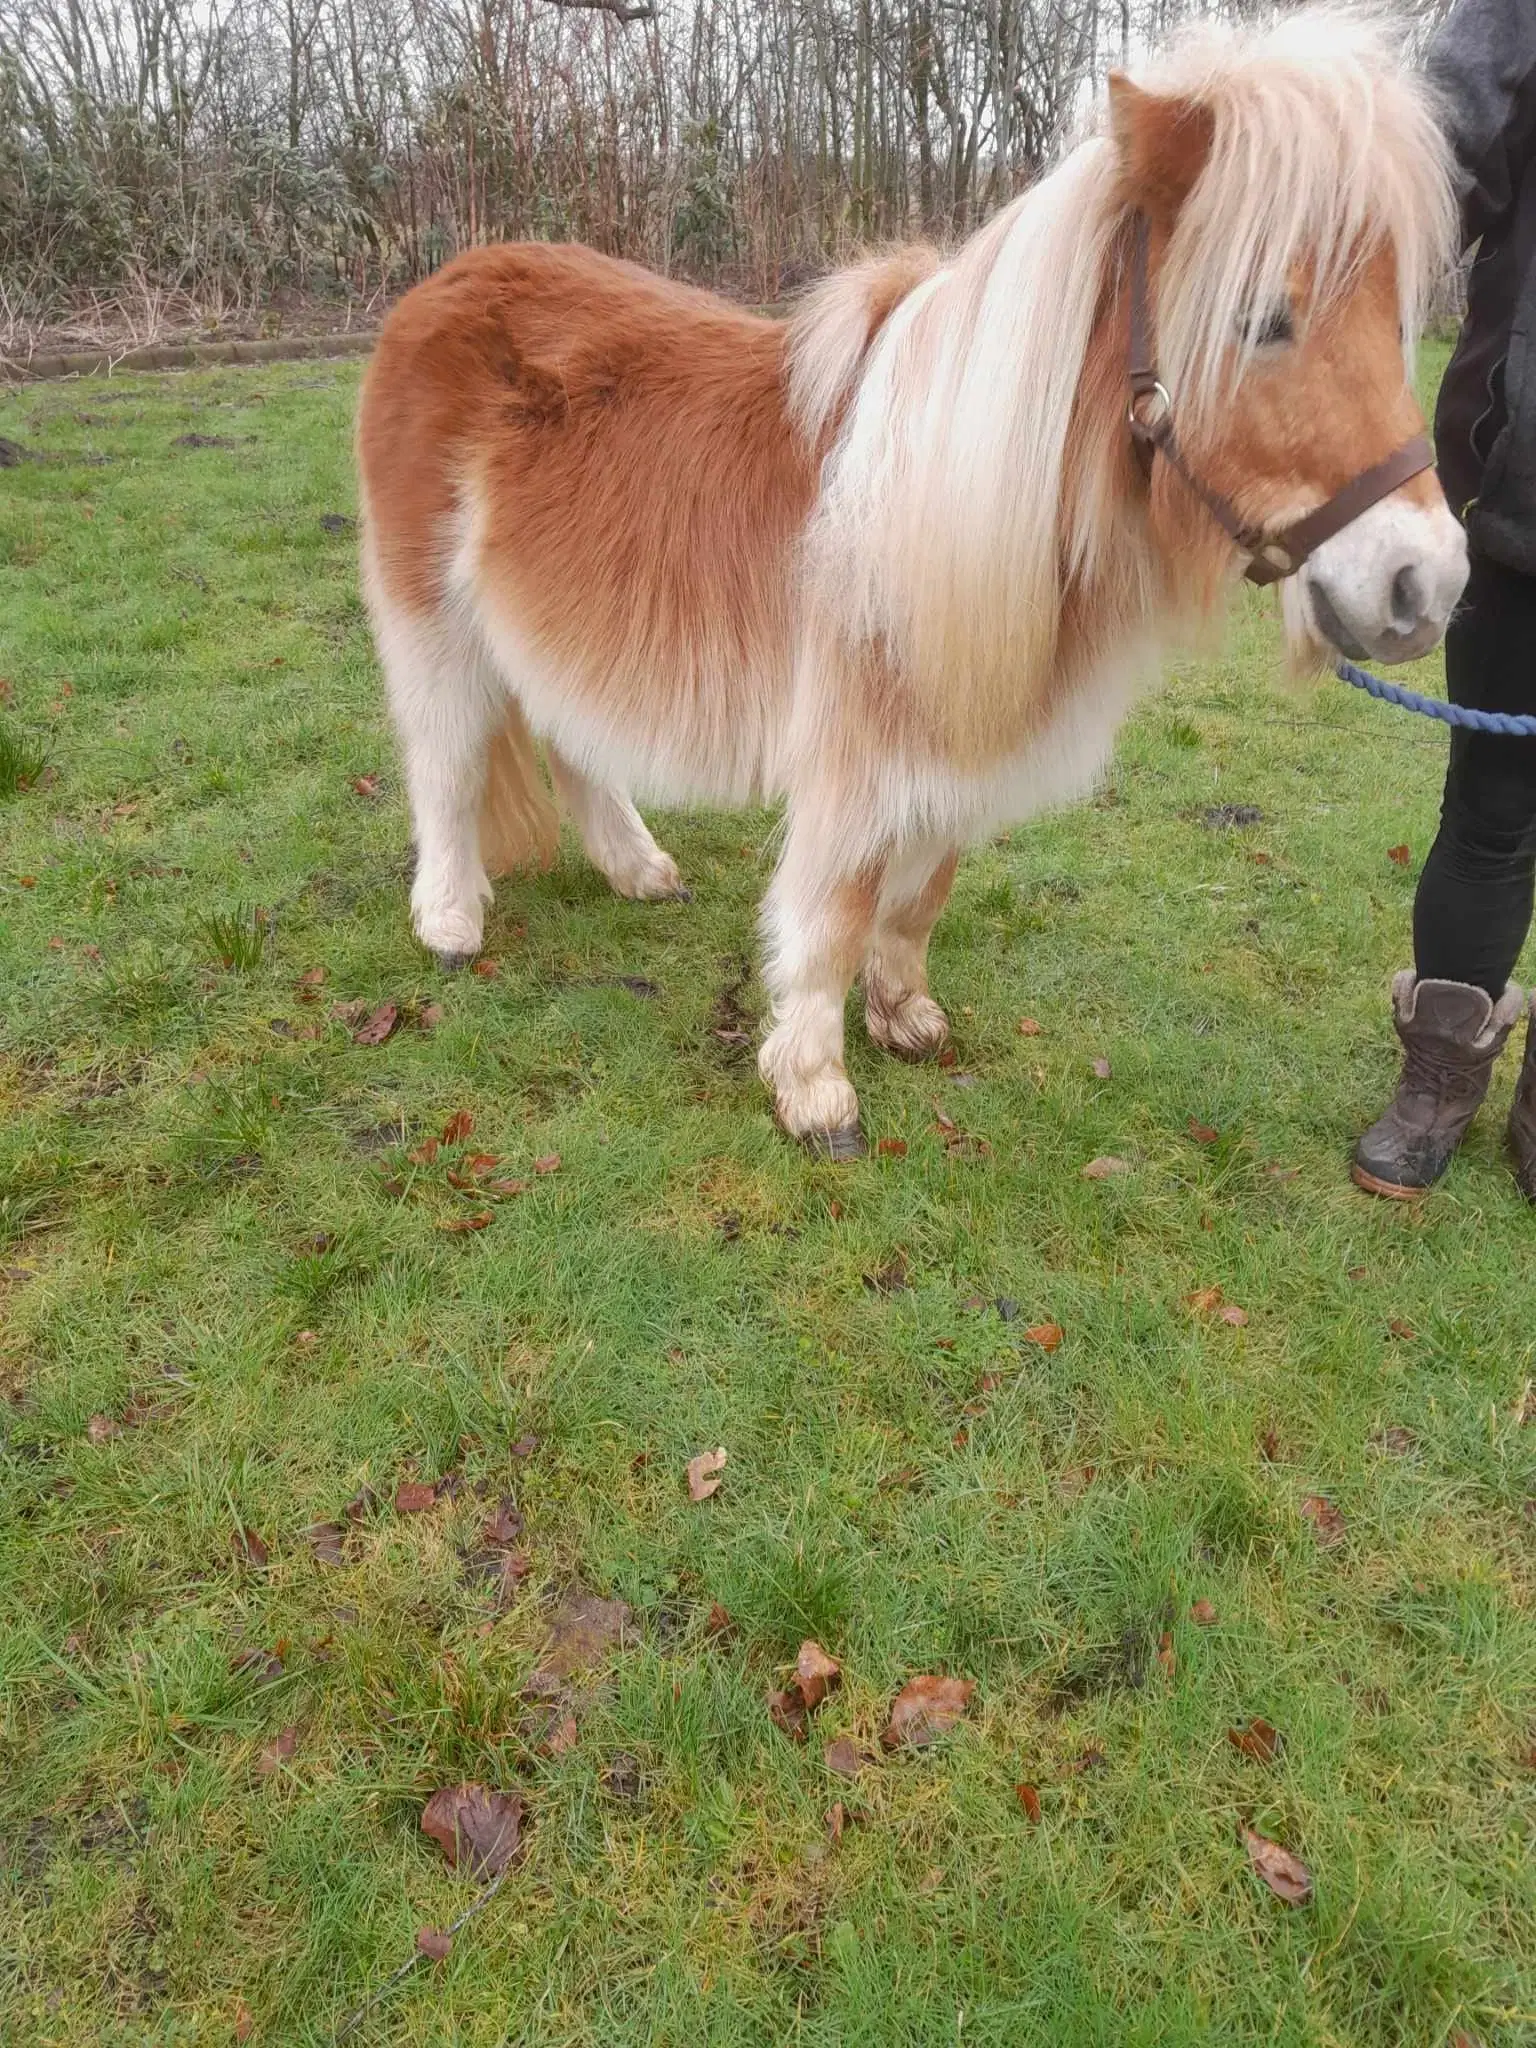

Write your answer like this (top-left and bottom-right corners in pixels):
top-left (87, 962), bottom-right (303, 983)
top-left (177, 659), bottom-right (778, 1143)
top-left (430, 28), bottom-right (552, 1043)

top-left (420, 1783), bottom-right (522, 1877)
top-left (1185, 1285), bottom-right (1225, 1315)
top-left (1243, 1827), bottom-right (1313, 1904)
top-left (542, 1713), bottom-right (579, 1758)
top-left (533, 1153), bottom-right (561, 1175)
top-left (352, 1001), bottom-right (399, 1046)
top-left (824, 1736), bottom-right (865, 1778)
top-left (393, 1481), bottom-right (438, 1514)
top-left (471, 957), bottom-right (499, 978)
top-left (1081, 1155), bottom-right (1132, 1180)
top-left (1387, 1318), bottom-right (1417, 1341)
top-left (1187, 1118), bottom-right (1220, 1144)
top-left (1017, 1782), bottom-right (1042, 1824)
top-left (257, 1725), bottom-right (299, 1776)
top-left (231, 1526), bottom-right (269, 1567)
top-left (1022, 1321), bottom-right (1064, 1351)
top-left (1227, 1717), bottom-right (1284, 1764)
top-left (440, 1109), bottom-right (475, 1145)
top-left (876, 1137), bottom-right (908, 1158)
top-left (687, 1447), bottom-right (728, 1502)
top-left (1300, 1494), bottom-right (1347, 1547)
top-left (351, 774), bottom-right (380, 798)
top-left (705, 1602), bottom-right (734, 1637)
top-left (438, 1211), bottom-right (493, 1234)
top-left (796, 1640), bottom-right (842, 1711)
top-left (416, 1927), bottom-right (452, 1962)
top-left (1157, 1629), bottom-right (1175, 1679)
top-left (1220, 1304), bottom-right (1250, 1327)
top-left (1017, 1017), bottom-right (1044, 1036)
top-left (882, 1674), bottom-right (976, 1750)
top-left (234, 1999), bottom-right (254, 2040)
top-left (482, 1496), bottom-right (524, 1548)
top-left (86, 1413), bottom-right (121, 1444)
top-left (1387, 843), bottom-right (1412, 867)
top-left (825, 1800), bottom-right (849, 1841)
top-left (1190, 1599), bottom-right (1220, 1626)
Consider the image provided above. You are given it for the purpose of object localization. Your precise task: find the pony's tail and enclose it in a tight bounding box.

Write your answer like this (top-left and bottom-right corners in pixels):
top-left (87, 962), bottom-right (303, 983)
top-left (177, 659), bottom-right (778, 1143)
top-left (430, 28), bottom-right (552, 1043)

top-left (479, 699), bottom-right (560, 877)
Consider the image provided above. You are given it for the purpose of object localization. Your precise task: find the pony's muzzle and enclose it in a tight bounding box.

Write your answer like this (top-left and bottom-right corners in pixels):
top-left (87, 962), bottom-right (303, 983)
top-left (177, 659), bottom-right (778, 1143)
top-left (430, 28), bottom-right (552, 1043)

top-left (1301, 494), bottom-right (1469, 666)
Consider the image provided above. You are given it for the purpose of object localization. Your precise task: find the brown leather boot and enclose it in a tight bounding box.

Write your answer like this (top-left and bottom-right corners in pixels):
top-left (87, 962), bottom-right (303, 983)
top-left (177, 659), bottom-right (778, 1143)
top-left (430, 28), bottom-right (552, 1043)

top-left (1508, 1001), bottom-right (1536, 1202)
top-left (1352, 972), bottom-right (1526, 1199)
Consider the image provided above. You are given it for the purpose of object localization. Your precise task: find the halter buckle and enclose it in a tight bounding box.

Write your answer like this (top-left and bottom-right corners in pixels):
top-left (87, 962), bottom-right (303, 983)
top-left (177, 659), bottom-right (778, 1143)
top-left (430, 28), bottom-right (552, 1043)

top-left (1128, 380), bottom-right (1172, 436)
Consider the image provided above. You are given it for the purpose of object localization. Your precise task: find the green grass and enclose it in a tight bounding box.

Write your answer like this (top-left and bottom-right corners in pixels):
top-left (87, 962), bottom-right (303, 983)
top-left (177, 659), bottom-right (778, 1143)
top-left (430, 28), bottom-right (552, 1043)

top-left (0, 347), bottom-right (1532, 2048)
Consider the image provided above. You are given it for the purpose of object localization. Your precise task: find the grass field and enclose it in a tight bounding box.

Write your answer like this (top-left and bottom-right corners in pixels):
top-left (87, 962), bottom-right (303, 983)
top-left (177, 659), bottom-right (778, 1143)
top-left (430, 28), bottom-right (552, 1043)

top-left (1, 346), bottom-right (1533, 2048)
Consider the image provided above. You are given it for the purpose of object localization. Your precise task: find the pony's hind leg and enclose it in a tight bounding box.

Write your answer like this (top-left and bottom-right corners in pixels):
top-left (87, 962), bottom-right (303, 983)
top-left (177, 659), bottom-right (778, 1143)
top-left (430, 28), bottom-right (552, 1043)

top-left (374, 594), bottom-right (504, 967)
top-left (758, 822), bottom-right (882, 1157)
top-left (863, 841), bottom-right (959, 1061)
top-left (547, 749), bottom-right (690, 902)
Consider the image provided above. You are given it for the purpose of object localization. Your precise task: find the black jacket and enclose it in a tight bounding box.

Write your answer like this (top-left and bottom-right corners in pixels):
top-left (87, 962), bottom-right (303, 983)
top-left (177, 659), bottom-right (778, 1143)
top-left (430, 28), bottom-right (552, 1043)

top-left (1429, 0), bottom-right (1536, 573)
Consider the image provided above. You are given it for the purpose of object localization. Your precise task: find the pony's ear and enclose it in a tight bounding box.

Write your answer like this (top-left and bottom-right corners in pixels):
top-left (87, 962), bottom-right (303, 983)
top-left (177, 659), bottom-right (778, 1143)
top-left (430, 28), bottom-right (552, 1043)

top-left (1108, 74), bottom-right (1214, 222)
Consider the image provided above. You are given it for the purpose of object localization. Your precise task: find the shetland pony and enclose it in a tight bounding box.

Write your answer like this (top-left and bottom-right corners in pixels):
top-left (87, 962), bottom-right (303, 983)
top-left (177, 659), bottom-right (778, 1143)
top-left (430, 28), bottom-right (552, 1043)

top-left (357, 7), bottom-right (1466, 1155)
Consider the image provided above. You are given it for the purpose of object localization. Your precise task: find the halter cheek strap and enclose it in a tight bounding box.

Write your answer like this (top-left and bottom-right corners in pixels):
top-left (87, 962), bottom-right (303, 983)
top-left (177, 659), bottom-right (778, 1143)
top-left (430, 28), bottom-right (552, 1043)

top-left (1125, 212), bottom-right (1433, 587)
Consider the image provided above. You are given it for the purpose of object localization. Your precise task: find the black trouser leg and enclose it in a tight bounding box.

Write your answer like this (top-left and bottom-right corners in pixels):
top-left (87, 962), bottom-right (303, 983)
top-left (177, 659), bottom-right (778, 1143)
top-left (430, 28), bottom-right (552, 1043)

top-left (1412, 551), bottom-right (1536, 998)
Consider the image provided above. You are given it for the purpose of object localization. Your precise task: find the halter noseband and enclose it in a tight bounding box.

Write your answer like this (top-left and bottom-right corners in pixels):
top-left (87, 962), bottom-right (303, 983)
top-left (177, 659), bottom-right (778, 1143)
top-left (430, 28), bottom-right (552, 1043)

top-left (1125, 212), bottom-right (1433, 588)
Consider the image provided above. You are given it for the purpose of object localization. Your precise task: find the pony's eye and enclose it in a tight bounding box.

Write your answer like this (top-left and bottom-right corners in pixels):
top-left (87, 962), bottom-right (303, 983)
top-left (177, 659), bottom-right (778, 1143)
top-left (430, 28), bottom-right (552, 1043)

top-left (1242, 304), bottom-right (1294, 348)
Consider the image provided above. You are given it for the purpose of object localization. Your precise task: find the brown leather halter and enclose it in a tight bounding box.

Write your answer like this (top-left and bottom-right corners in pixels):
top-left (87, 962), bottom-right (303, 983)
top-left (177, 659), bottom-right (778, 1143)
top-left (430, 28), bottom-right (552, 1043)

top-left (1126, 212), bottom-right (1434, 587)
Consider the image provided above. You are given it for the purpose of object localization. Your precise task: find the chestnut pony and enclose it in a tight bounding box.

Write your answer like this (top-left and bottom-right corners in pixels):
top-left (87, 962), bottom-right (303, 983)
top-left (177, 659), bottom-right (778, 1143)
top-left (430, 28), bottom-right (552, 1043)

top-left (358, 7), bottom-right (1465, 1156)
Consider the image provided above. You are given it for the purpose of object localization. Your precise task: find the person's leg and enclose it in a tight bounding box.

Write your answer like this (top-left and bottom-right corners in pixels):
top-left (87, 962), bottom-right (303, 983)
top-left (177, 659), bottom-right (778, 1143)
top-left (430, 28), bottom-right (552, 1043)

top-left (1354, 551), bottom-right (1536, 1197)
top-left (1412, 553), bottom-right (1536, 995)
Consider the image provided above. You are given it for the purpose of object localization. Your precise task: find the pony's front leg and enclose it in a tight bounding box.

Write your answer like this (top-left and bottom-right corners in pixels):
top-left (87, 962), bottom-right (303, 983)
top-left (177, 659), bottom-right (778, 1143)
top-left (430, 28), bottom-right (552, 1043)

top-left (758, 829), bottom-right (883, 1159)
top-left (863, 840), bottom-right (959, 1061)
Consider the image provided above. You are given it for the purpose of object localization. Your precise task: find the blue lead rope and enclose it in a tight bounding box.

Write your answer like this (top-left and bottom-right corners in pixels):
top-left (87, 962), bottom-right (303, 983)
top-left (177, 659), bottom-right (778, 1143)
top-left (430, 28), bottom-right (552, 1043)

top-left (1335, 658), bottom-right (1536, 736)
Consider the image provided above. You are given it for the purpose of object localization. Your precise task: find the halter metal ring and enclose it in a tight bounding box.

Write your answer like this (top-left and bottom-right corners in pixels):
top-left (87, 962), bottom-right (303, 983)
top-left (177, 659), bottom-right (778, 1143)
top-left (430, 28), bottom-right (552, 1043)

top-left (1129, 380), bottom-right (1172, 433)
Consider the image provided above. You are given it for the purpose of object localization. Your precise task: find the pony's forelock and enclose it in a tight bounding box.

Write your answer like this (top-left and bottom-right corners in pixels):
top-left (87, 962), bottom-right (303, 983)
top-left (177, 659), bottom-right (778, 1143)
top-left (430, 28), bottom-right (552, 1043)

top-left (1145, 7), bottom-right (1457, 425)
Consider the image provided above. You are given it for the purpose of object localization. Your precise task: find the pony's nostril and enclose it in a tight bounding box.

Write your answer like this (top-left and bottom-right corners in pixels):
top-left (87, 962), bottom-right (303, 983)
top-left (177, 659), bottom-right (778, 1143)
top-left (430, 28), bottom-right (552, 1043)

top-left (1389, 562), bottom-right (1426, 634)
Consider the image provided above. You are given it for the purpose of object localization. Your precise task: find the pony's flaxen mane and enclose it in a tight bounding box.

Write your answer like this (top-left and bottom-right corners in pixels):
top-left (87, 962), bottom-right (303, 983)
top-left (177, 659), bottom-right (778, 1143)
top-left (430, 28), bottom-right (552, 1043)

top-left (790, 7), bottom-right (1456, 727)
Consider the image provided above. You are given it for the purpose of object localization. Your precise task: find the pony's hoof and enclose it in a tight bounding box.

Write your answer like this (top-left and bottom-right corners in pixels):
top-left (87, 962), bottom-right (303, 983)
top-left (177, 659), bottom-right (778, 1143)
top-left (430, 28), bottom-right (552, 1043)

top-left (800, 1123), bottom-right (867, 1163)
top-left (435, 949), bottom-right (476, 973)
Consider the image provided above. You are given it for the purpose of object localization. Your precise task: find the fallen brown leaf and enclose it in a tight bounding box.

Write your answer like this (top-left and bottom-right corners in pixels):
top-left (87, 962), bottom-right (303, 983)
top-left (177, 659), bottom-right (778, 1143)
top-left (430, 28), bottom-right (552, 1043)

top-left (438, 1212), bottom-right (493, 1233)
top-left (482, 1496), bottom-right (524, 1547)
top-left (1056, 1464), bottom-right (1097, 1499)
top-left (824, 1736), bottom-right (865, 1778)
top-left (1300, 1494), bottom-right (1347, 1547)
top-left (767, 1687), bottom-right (809, 1742)
top-left (1157, 1629), bottom-right (1175, 1678)
top-left (295, 966), bottom-right (325, 1001)
top-left (1017, 1017), bottom-right (1043, 1036)
top-left (1259, 1425), bottom-right (1282, 1463)
top-left (345, 1484), bottom-right (380, 1524)
top-left (1386, 843), bottom-right (1412, 867)
top-left (408, 1137), bottom-right (440, 1166)
top-left (304, 1521), bottom-right (347, 1567)
top-left (483, 1177), bottom-right (529, 1197)
top-left (1016, 1782), bottom-right (1042, 1824)
top-left (533, 1153), bottom-right (561, 1175)
top-left (86, 1413), bottom-right (121, 1444)
top-left (351, 774), bottom-right (380, 798)
top-left (882, 1674), bottom-right (976, 1750)
top-left (1184, 1285), bottom-right (1224, 1314)
top-left (876, 1137), bottom-right (908, 1158)
top-left (1220, 1304), bottom-right (1250, 1327)
top-left (416, 1927), bottom-right (452, 1962)
top-left (232, 1526), bottom-right (269, 1567)
top-left (687, 1447), bottom-right (728, 1502)
top-left (1387, 1318), bottom-right (1416, 1341)
top-left (1090, 1056), bottom-right (1113, 1079)
top-left (1187, 1118), bottom-right (1220, 1144)
top-left (418, 1001), bottom-right (444, 1030)
top-left (825, 1800), bottom-right (848, 1841)
top-left (1190, 1599), bottom-right (1219, 1626)
top-left (352, 1001), bottom-right (399, 1046)
top-left (257, 1725), bottom-right (298, 1776)
top-left (1227, 1717), bottom-right (1284, 1764)
top-left (471, 957), bottom-right (499, 977)
top-left (1080, 1155), bottom-right (1132, 1179)
top-left (536, 1584), bottom-right (633, 1679)
top-left (234, 1998), bottom-right (254, 2040)
top-left (441, 1109), bottom-right (475, 1145)
top-left (1371, 1425), bottom-right (1416, 1455)
top-left (542, 1713), bottom-right (579, 1757)
top-left (420, 1783), bottom-right (522, 1877)
top-left (796, 1640), bottom-right (841, 1711)
top-left (510, 1434), bottom-right (540, 1459)
top-left (1022, 1321), bottom-right (1064, 1351)
top-left (863, 1253), bottom-right (910, 1294)
top-left (705, 1602), bottom-right (734, 1636)
top-left (393, 1481), bottom-right (437, 1514)
top-left (1243, 1827), bottom-right (1313, 1904)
